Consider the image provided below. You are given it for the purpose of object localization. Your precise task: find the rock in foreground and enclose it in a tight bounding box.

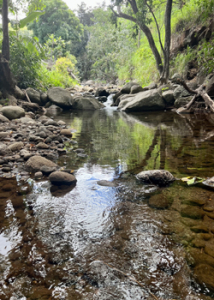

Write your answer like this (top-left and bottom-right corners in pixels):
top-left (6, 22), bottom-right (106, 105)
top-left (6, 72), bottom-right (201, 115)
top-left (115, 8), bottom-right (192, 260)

top-left (25, 155), bottom-right (58, 173)
top-left (0, 106), bottom-right (25, 120)
top-left (49, 171), bottom-right (77, 185)
top-left (136, 170), bottom-right (175, 186)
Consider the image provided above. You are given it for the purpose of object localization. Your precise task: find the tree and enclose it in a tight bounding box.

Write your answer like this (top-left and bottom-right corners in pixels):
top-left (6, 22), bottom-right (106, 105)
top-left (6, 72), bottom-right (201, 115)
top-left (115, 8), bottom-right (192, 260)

top-left (0, 0), bottom-right (16, 95)
top-left (28, 0), bottom-right (83, 57)
top-left (0, 0), bottom-right (45, 96)
top-left (110, 0), bottom-right (172, 82)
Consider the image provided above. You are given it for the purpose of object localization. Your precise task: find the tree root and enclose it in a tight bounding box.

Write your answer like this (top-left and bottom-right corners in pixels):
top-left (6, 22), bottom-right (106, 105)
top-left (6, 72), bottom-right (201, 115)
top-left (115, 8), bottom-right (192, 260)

top-left (172, 78), bottom-right (214, 114)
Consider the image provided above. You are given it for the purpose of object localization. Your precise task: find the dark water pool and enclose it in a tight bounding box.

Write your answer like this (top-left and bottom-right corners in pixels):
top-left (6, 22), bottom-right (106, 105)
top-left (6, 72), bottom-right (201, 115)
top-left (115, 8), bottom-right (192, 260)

top-left (1, 104), bottom-right (214, 299)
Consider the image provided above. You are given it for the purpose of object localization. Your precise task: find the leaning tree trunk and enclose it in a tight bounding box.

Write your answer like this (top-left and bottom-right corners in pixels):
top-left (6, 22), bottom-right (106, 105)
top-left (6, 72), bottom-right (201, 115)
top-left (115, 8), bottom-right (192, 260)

top-left (139, 22), bottom-right (164, 76)
top-left (0, 0), bottom-right (15, 95)
top-left (160, 0), bottom-right (173, 83)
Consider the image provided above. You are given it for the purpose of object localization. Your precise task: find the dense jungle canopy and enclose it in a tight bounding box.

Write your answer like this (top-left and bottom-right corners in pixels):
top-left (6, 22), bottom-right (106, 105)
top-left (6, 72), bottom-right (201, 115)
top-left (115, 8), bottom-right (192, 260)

top-left (0, 0), bottom-right (214, 92)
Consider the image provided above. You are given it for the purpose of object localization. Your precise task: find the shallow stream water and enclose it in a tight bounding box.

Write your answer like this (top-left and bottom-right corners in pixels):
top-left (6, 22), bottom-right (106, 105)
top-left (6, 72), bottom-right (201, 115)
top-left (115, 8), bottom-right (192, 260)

top-left (1, 99), bottom-right (214, 299)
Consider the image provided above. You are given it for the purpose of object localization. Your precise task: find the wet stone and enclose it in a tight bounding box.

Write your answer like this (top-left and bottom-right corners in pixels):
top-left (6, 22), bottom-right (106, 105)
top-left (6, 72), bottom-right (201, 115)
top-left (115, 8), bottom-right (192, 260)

top-left (148, 193), bottom-right (172, 209)
top-left (2, 167), bottom-right (11, 172)
top-left (97, 180), bottom-right (117, 187)
top-left (197, 233), bottom-right (212, 241)
top-left (191, 239), bottom-right (206, 248)
top-left (190, 225), bottom-right (209, 233)
top-left (194, 264), bottom-right (214, 292)
top-left (180, 205), bottom-right (204, 219)
top-left (204, 244), bottom-right (214, 258)
top-left (35, 171), bottom-right (43, 180)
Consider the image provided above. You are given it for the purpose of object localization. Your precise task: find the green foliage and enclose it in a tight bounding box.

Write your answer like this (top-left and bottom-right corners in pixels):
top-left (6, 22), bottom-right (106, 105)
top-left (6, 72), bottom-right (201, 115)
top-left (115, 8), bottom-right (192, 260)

top-left (28, 0), bottom-right (83, 57)
top-left (9, 34), bottom-right (46, 88)
top-left (37, 64), bottom-right (77, 90)
top-left (44, 34), bottom-right (67, 60)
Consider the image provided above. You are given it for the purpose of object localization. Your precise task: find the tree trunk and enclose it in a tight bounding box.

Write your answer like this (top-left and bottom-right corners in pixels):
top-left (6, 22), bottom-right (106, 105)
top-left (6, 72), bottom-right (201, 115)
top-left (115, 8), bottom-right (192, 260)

top-left (0, 0), bottom-right (15, 95)
top-left (2, 0), bottom-right (10, 61)
top-left (139, 22), bottom-right (163, 76)
top-left (161, 0), bottom-right (173, 81)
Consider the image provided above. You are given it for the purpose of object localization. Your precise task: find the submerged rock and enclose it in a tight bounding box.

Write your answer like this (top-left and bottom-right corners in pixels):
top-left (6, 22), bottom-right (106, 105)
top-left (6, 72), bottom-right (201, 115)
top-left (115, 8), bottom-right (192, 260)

top-left (136, 170), bottom-right (175, 186)
top-left (194, 264), bottom-right (214, 291)
top-left (97, 180), bottom-right (117, 187)
top-left (49, 171), bottom-right (77, 185)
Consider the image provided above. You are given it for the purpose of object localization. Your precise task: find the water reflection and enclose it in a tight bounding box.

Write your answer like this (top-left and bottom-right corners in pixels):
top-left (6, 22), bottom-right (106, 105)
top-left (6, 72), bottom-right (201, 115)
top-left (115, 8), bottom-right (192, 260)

top-left (1, 109), bottom-right (214, 299)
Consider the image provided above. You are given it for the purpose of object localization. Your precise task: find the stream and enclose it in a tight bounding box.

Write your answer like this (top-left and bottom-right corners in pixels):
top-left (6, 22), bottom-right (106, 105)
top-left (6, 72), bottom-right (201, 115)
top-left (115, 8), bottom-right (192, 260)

top-left (1, 97), bottom-right (214, 299)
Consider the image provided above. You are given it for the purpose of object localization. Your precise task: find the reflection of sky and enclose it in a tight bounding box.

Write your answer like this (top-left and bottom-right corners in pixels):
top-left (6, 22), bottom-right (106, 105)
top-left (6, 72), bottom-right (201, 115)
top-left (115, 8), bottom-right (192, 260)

top-left (34, 164), bottom-right (117, 252)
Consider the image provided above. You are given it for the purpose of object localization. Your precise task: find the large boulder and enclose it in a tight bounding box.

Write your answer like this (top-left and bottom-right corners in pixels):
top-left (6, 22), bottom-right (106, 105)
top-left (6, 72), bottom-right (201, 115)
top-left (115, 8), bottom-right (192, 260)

top-left (0, 106), bottom-right (25, 120)
top-left (26, 88), bottom-right (42, 105)
top-left (121, 82), bottom-right (137, 94)
top-left (173, 81), bottom-right (197, 99)
top-left (130, 85), bottom-right (144, 94)
top-left (72, 96), bottom-right (104, 110)
top-left (48, 87), bottom-right (74, 109)
top-left (162, 90), bottom-right (175, 106)
top-left (118, 89), bottom-right (165, 112)
top-left (136, 170), bottom-right (175, 186)
top-left (49, 171), bottom-right (77, 185)
top-left (25, 155), bottom-right (58, 173)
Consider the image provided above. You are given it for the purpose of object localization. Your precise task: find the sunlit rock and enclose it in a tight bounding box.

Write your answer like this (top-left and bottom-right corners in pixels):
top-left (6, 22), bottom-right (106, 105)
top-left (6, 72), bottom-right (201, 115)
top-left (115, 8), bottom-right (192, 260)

top-left (136, 170), bottom-right (175, 186)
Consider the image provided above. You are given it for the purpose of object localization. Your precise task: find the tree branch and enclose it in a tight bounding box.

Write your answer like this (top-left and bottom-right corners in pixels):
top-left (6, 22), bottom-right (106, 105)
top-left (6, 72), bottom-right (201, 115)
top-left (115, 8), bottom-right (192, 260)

top-left (146, 2), bottom-right (164, 55)
top-left (116, 5), bottom-right (137, 22)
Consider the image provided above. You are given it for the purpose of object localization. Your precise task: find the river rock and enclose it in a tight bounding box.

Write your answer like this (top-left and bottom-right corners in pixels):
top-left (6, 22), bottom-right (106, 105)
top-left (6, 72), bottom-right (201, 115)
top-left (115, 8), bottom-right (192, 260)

top-left (136, 170), bottom-right (175, 186)
top-left (72, 95), bottom-right (104, 110)
top-left (180, 205), bottom-right (204, 219)
top-left (0, 106), bottom-right (25, 120)
top-left (14, 86), bottom-right (25, 99)
top-left (162, 90), bottom-right (175, 106)
top-left (48, 87), bottom-right (74, 109)
top-left (148, 194), bottom-right (171, 209)
top-left (40, 93), bottom-right (48, 105)
top-left (18, 117), bottom-right (36, 124)
top-left (95, 88), bottom-right (109, 97)
top-left (0, 143), bottom-right (7, 155)
top-left (60, 129), bottom-right (72, 137)
top-left (26, 88), bottom-right (42, 105)
top-left (0, 114), bottom-right (10, 122)
top-left (7, 142), bottom-right (24, 152)
top-left (97, 180), bottom-right (117, 187)
top-left (36, 142), bottom-right (49, 149)
top-left (40, 165), bottom-right (58, 175)
top-left (25, 155), bottom-right (58, 173)
top-left (118, 89), bottom-right (165, 112)
top-left (121, 82), bottom-right (137, 94)
top-left (0, 132), bottom-right (9, 140)
top-left (35, 171), bottom-right (43, 180)
top-left (194, 264), bottom-right (214, 291)
top-left (49, 171), bottom-right (77, 185)
top-left (130, 85), bottom-right (144, 94)
top-left (20, 149), bottom-right (31, 160)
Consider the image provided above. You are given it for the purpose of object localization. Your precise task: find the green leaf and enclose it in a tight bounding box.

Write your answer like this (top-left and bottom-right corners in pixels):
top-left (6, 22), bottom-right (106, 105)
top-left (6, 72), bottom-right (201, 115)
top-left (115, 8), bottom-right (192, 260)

top-left (187, 177), bottom-right (196, 185)
top-left (19, 11), bottom-right (45, 28)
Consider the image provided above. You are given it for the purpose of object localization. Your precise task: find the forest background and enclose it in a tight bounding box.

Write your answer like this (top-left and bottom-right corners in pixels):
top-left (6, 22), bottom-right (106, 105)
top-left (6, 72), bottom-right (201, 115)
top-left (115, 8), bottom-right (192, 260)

top-left (0, 0), bottom-right (214, 91)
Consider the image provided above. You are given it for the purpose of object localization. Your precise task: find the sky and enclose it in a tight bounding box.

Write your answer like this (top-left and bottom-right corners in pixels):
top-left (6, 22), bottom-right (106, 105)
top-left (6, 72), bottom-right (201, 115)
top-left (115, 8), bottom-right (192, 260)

top-left (63, 0), bottom-right (111, 12)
